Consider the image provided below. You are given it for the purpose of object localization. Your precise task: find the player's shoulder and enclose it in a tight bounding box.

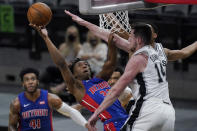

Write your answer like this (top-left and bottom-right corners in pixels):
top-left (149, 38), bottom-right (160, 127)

top-left (47, 93), bottom-right (61, 103)
top-left (48, 92), bottom-right (60, 99)
top-left (47, 93), bottom-right (62, 109)
top-left (11, 97), bottom-right (20, 111)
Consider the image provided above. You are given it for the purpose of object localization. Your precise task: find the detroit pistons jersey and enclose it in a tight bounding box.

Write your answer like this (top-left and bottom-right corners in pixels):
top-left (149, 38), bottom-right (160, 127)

top-left (132, 45), bottom-right (171, 103)
top-left (80, 77), bottom-right (128, 131)
top-left (18, 89), bottom-right (53, 131)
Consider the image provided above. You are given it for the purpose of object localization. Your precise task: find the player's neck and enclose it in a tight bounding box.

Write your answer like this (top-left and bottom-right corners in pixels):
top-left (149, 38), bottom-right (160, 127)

top-left (25, 89), bottom-right (41, 102)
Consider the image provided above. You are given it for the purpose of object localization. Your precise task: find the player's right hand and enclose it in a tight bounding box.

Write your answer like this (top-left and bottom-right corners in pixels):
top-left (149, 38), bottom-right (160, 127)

top-left (29, 23), bottom-right (48, 39)
top-left (108, 33), bottom-right (115, 45)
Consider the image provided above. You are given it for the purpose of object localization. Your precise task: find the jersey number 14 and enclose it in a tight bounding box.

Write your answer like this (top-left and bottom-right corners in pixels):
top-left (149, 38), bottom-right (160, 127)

top-left (155, 63), bottom-right (166, 83)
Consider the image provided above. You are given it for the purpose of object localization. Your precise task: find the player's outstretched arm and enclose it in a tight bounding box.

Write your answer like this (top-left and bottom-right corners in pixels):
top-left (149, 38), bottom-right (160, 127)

top-left (48, 93), bottom-right (88, 128)
top-left (8, 98), bottom-right (20, 131)
top-left (113, 33), bottom-right (132, 53)
top-left (65, 10), bottom-right (110, 42)
top-left (96, 33), bottom-right (117, 81)
top-left (165, 41), bottom-right (197, 61)
top-left (30, 24), bottom-right (78, 94)
top-left (65, 10), bottom-right (132, 53)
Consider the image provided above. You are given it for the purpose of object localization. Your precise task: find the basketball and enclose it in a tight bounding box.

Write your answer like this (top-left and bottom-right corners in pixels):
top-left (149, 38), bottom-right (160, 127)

top-left (27, 2), bottom-right (52, 26)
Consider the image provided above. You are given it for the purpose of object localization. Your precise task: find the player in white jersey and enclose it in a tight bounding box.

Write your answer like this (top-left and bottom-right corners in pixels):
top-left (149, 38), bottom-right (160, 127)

top-left (87, 23), bottom-right (175, 131)
top-left (122, 45), bottom-right (174, 131)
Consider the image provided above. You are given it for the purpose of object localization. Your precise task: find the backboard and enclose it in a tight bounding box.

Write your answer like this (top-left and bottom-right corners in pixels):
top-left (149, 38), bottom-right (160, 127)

top-left (79, 0), bottom-right (145, 15)
top-left (146, 0), bottom-right (197, 4)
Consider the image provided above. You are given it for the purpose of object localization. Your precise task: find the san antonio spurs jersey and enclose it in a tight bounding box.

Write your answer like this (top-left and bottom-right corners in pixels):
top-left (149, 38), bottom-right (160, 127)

top-left (122, 45), bottom-right (175, 131)
top-left (132, 45), bottom-right (171, 103)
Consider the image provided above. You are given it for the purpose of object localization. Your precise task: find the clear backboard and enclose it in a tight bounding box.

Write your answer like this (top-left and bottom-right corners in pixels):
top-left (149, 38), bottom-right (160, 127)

top-left (79, 0), bottom-right (145, 15)
top-left (145, 0), bottom-right (197, 4)
top-left (79, 0), bottom-right (197, 15)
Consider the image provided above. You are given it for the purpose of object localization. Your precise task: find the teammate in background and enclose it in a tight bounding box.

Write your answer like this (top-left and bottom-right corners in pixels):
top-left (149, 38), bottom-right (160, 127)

top-left (65, 10), bottom-right (197, 62)
top-left (30, 24), bottom-right (128, 131)
top-left (8, 68), bottom-right (88, 131)
top-left (108, 67), bottom-right (133, 109)
top-left (88, 23), bottom-right (175, 131)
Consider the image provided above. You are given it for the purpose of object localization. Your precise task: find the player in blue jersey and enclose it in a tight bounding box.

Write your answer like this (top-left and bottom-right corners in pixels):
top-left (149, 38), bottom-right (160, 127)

top-left (30, 24), bottom-right (129, 131)
top-left (8, 68), bottom-right (88, 131)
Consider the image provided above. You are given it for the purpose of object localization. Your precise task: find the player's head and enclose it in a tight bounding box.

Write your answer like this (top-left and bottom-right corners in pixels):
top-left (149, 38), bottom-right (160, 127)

top-left (19, 68), bottom-right (39, 93)
top-left (69, 58), bottom-right (92, 80)
top-left (150, 23), bottom-right (158, 40)
top-left (128, 23), bottom-right (152, 51)
top-left (138, 21), bottom-right (158, 40)
top-left (65, 25), bottom-right (80, 43)
top-left (108, 67), bottom-right (123, 86)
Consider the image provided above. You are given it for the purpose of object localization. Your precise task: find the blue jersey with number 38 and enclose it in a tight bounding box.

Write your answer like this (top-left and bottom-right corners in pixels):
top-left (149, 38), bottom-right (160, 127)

top-left (18, 89), bottom-right (53, 131)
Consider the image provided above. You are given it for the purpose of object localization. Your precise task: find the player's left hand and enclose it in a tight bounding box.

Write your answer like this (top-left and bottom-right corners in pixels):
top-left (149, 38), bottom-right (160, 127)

top-left (64, 10), bottom-right (86, 26)
top-left (87, 113), bottom-right (99, 131)
top-left (85, 122), bottom-right (97, 131)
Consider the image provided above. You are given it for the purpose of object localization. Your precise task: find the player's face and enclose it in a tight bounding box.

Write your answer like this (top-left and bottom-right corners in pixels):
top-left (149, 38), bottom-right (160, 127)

top-left (73, 61), bottom-right (91, 80)
top-left (108, 71), bottom-right (121, 86)
top-left (22, 73), bottom-right (39, 93)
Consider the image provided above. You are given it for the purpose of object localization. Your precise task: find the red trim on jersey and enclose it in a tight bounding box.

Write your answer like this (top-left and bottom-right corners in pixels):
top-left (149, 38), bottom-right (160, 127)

top-left (80, 94), bottom-right (112, 122)
top-left (50, 111), bottom-right (53, 131)
top-left (18, 118), bottom-right (21, 131)
top-left (145, 0), bottom-right (197, 4)
top-left (104, 122), bottom-right (117, 131)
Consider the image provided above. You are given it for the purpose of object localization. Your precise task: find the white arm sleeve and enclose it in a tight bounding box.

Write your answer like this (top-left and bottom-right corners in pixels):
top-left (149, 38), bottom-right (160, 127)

top-left (57, 102), bottom-right (87, 127)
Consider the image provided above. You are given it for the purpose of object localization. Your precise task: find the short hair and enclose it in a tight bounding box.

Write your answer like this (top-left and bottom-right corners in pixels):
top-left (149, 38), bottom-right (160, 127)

top-left (114, 67), bottom-right (124, 75)
top-left (19, 68), bottom-right (39, 81)
top-left (69, 58), bottom-right (93, 77)
top-left (150, 23), bottom-right (158, 34)
top-left (131, 23), bottom-right (152, 45)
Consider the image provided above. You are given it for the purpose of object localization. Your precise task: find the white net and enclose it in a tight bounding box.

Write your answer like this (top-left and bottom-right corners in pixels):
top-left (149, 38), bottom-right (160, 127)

top-left (99, 10), bottom-right (131, 33)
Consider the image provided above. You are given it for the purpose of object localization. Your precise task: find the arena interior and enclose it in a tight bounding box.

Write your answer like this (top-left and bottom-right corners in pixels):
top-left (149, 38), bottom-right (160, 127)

top-left (0, 0), bottom-right (197, 131)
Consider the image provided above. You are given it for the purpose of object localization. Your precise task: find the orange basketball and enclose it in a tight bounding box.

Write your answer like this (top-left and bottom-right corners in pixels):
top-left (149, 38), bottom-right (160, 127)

top-left (27, 2), bottom-right (52, 26)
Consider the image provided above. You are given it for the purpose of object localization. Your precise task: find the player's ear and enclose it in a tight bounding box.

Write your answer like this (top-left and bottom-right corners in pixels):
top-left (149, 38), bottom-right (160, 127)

top-left (136, 37), bottom-right (141, 44)
top-left (37, 80), bottom-right (39, 86)
top-left (153, 32), bottom-right (157, 39)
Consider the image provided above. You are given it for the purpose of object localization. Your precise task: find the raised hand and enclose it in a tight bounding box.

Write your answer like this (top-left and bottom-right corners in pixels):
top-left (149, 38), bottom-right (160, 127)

top-left (64, 10), bottom-right (86, 26)
top-left (108, 33), bottom-right (115, 45)
top-left (29, 23), bottom-right (48, 39)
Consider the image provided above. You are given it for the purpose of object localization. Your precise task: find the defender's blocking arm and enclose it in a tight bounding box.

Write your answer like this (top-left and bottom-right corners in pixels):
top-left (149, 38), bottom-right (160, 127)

top-left (164, 41), bottom-right (197, 61)
top-left (65, 10), bottom-right (131, 53)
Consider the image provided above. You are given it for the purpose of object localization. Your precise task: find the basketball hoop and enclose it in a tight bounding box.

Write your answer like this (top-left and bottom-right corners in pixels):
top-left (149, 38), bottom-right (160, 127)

top-left (99, 10), bottom-right (131, 34)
